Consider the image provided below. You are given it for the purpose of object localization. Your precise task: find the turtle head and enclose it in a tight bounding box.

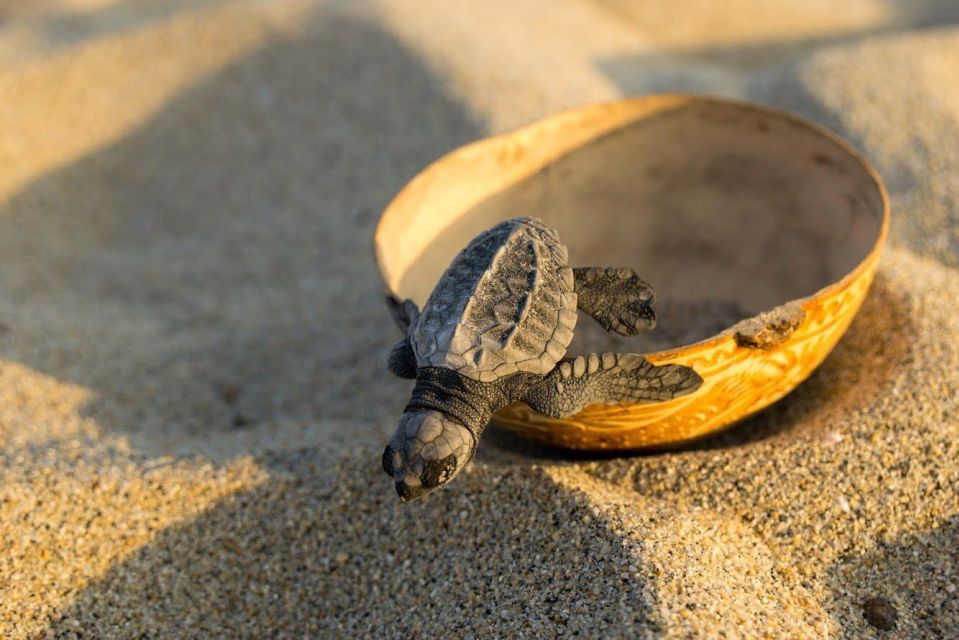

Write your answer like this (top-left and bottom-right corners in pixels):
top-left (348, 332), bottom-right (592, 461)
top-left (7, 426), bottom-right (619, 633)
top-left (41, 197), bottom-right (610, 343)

top-left (382, 410), bottom-right (476, 502)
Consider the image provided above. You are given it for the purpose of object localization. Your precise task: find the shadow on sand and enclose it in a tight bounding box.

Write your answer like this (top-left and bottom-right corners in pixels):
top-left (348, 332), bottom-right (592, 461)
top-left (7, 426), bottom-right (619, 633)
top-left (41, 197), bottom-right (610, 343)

top-left (0, 0), bottom-right (230, 54)
top-left (0, 6), bottom-right (479, 458)
top-left (596, 0), bottom-right (959, 96)
top-left (45, 450), bottom-right (661, 636)
top-left (0, 6), bottom-right (664, 637)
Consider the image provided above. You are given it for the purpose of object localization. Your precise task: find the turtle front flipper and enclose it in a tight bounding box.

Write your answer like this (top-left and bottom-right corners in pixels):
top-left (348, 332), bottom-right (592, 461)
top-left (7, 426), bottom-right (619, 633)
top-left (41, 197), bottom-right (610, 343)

top-left (522, 353), bottom-right (702, 419)
top-left (573, 267), bottom-right (656, 336)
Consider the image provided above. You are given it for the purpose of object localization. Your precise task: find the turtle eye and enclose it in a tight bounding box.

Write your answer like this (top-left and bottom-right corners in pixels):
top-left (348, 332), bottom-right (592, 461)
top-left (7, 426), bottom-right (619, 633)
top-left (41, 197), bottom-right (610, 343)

top-left (382, 445), bottom-right (404, 476)
top-left (381, 446), bottom-right (394, 475)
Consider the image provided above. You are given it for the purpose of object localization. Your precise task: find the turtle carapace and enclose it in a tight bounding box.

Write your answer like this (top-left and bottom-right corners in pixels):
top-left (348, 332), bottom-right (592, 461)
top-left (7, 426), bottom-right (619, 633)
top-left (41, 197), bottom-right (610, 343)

top-left (382, 217), bottom-right (702, 501)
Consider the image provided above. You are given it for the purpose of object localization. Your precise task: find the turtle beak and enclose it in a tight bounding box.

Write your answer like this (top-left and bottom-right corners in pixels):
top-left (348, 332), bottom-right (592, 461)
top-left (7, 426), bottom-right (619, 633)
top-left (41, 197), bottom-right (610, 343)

top-left (394, 478), bottom-right (430, 503)
top-left (382, 446), bottom-right (432, 503)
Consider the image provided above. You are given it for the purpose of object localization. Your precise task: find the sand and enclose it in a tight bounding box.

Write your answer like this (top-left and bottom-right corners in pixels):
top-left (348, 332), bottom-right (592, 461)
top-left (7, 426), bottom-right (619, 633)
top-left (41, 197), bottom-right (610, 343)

top-left (0, 1), bottom-right (957, 638)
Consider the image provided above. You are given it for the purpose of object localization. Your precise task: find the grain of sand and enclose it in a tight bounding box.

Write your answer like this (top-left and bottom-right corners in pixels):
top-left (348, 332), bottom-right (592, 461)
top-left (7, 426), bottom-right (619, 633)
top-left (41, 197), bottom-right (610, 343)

top-left (1, 1), bottom-right (957, 638)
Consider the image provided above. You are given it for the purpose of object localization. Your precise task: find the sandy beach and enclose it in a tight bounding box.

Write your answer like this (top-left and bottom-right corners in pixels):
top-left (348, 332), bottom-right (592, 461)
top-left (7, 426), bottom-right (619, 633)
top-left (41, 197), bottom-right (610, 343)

top-left (1, 1), bottom-right (957, 637)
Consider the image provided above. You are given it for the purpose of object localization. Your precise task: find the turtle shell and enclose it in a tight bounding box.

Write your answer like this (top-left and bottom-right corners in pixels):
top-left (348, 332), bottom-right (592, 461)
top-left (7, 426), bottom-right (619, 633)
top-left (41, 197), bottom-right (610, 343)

top-left (411, 217), bottom-right (578, 382)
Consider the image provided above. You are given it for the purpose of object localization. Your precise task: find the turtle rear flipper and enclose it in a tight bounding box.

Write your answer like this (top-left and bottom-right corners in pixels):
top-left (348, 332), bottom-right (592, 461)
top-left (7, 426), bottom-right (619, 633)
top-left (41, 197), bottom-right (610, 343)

top-left (522, 352), bottom-right (702, 419)
top-left (387, 296), bottom-right (421, 333)
top-left (573, 267), bottom-right (656, 336)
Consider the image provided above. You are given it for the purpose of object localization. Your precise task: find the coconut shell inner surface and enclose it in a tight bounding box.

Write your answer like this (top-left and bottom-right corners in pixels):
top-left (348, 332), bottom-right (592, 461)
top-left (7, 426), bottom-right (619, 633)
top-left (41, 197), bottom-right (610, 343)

top-left (390, 100), bottom-right (885, 354)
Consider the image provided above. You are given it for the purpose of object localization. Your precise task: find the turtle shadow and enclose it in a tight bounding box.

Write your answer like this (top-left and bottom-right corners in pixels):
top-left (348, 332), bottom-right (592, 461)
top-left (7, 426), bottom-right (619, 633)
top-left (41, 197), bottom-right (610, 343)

top-left (825, 515), bottom-right (959, 638)
top-left (0, 6), bottom-right (482, 459)
top-left (44, 449), bottom-right (664, 637)
top-left (484, 269), bottom-right (916, 462)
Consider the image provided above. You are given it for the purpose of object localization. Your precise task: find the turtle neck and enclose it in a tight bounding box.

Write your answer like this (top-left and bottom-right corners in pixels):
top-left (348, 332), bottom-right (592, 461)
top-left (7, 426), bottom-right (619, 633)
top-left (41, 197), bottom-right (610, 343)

top-left (404, 367), bottom-right (538, 438)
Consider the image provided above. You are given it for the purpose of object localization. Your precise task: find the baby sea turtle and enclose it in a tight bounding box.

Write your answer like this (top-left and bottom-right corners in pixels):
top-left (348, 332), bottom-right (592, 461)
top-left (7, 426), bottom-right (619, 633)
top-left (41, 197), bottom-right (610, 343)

top-left (382, 217), bottom-right (702, 501)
